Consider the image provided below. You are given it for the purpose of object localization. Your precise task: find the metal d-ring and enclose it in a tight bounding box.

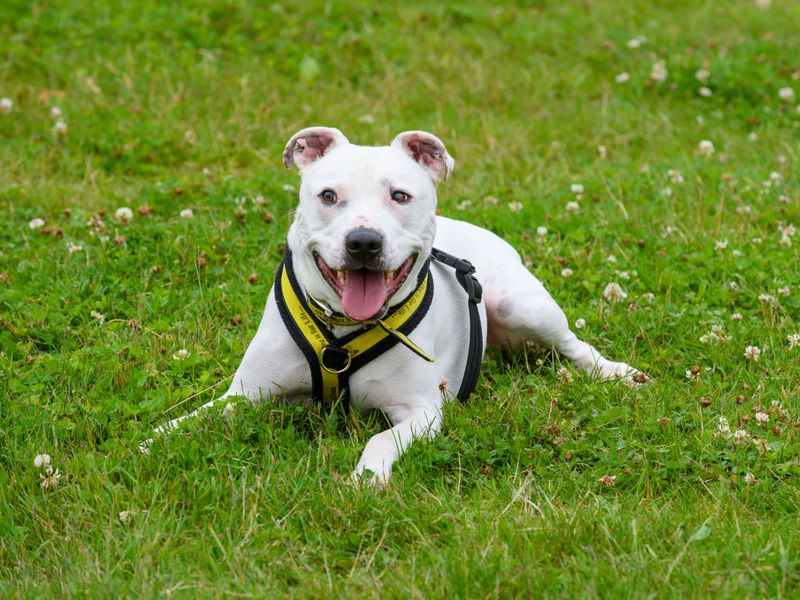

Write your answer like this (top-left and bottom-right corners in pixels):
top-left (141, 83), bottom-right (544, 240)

top-left (320, 345), bottom-right (352, 374)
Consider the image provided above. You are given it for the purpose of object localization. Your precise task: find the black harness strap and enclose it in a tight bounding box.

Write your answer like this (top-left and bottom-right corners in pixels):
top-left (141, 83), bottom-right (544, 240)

top-left (275, 249), bottom-right (434, 411)
top-left (274, 247), bottom-right (484, 410)
top-left (430, 248), bottom-right (484, 401)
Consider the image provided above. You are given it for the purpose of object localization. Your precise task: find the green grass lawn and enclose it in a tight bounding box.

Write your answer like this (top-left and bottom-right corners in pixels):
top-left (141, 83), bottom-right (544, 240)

top-left (2, 0), bottom-right (799, 596)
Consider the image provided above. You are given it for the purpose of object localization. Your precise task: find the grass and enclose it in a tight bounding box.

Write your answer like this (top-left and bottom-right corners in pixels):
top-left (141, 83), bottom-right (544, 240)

top-left (1, 0), bottom-right (799, 596)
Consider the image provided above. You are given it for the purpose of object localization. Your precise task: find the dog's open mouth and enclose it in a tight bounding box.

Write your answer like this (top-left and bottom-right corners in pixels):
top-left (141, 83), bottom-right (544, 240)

top-left (314, 253), bottom-right (417, 321)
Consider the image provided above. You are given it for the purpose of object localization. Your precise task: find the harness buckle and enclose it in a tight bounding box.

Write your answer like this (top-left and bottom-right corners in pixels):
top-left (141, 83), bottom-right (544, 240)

top-left (320, 345), bottom-right (352, 374)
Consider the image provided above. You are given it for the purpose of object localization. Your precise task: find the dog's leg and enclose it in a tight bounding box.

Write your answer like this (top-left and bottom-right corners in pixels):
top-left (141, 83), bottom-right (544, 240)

top-left (352, 401), bottom-right (441, 486)
top-left (486, 262), bottom-right (639, 381)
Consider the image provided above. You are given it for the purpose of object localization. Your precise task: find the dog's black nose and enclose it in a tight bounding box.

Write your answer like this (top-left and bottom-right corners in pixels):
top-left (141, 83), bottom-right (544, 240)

top-left (345, 228), bottom-right (384, 260)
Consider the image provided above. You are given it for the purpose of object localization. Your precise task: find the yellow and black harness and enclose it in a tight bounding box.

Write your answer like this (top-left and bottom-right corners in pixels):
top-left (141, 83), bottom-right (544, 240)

top-left (274, 248), bottom-right (483, 411)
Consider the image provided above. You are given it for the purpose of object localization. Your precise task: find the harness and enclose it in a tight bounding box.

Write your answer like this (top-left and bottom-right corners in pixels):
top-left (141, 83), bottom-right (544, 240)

top-left (274, 248), bottom-right (484, 411)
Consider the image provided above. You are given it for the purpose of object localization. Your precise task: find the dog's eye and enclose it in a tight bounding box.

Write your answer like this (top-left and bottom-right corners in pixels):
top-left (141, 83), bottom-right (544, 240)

top-left (319, 189), bottom-right (337, 204)
top-left (391, 190), bottom-right (411, 204)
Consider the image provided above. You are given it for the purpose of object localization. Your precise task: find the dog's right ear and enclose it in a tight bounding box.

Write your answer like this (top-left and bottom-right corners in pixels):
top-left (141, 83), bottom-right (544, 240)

top-left (282, 127), bottom-right (349, 170)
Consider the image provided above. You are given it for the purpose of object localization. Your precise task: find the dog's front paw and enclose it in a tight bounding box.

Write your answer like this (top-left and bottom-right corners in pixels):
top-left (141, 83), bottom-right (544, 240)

top-left (351, 463), bottom-right (392, 488)
top-left (597, 361), bottom-right (649, 385)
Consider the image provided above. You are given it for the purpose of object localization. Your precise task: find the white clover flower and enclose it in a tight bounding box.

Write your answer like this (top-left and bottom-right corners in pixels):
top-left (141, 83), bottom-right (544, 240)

top-left (575, 318), bottom-right (586, 329)
top-left (281, 184), bottom-right (295, 192)
top-left (53, 119), bottom-right (68, 136)
top-left (700, 324), bottom-right (731, 345)
top-left (729, 281), bottom-right (739, 291)
top-left (606, 254), bottom-right (617, 264)
top-left (536, 226), bottom-right (548, 236)
top-left (736, 205), bottom-right (752, 215)
top-left (788, 333), bottom-right (800, 349)
top-left (28, 218), bottom-right (46, 230)
top-left (771, 400), bottom-right (787, 418)
top-left (615, 72), bottom-right (630, 84)
top-left (748, 132), bottom-right (758, 142)
top-left (650, 60), bottom-right (668, 82)
top-left (685, 369), bottom-right (697, 381)
top-left (758, 293), bottom-right (777, 306)
top-left (0, 97), bottom-right (12, 114)
top-left (616, 271), bottom-right (630, 280)
top-left (744, 472), bottom-right (756, 485)
top-left (565, 201), bottom-right (580, 212)
top-left (777, 286), bottom-right (790, 296)
top-left (34, 454), bottom-right (52, 468)
top-left (732, 249), bottom-right (742, 257)
top-left (570, 183), bottom-right (584, 195)
top-left (667, 169), bottom-right (685, 184)
top-left (698, 140), bottom-right (715, 156)
top-left (626, 37), bottom-right (643, 49)
top-left (734, 429), bottom-right (749, 444)
top-left (179, 208), bottom-right (194, 219)
top-left (118, 510), bottom-right (133, 524)
top-left (508, 201), bottom-right (523, 212)
top-left (754, 411), bottom-right (769, 425)
top-left (778, 87), bottom-right (796, 103)
top-left (90, 310), bottom-right (106, 324)
top-left (50, 106), bottom-right (62, 120)
top-left (561, 268), bottom-right (573, 278)
top-left (698, 87), bottom-right (712, 97)
top-left (40, 466), bottom-right (62, 490)
top-left (557, 366), bottom-right (574, 383)
top-left (603, 282), bottom-right (628, 303)
top-left (731, 312), bottom-right (743, 321)
top-left (743, 345), bottom-right (761, 361)
top-left (714, 239), bottom-right (728, 251)
top-left (717, 416), bottom-right (730, 435)
top-left (769, 171), bottom-right (782, 184)
top-left (597, 145), bottom-right (608, 159)
top-left (598, 475), bottom-right (616, 486)
top-left (483, 195), bottom-right (499, 205)
top-left (662, 225), bottom-right (677, 238)
top-left (695, 68), bottom-right (710, 83)
top-left (66, 242), bottom-right (83, 254)
top-left (660, 187), bottom-right (673, 198)
top-left (173, 348), bottom-right (189, 361)
top-left (115, 207), bottom-right (133, 223)
top-left (752, 436), bottom-right (770, 453)
top-left (778, 224), bottom-right (796, 242)
top-left (456, 200), bottom-right (472, 210)
top-left (642, 292), bottom-right (655, 302)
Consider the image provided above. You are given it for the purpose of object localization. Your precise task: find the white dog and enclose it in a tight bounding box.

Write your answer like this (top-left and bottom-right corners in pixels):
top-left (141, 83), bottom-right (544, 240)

top-left (151, 127), bottom-right (640, 484)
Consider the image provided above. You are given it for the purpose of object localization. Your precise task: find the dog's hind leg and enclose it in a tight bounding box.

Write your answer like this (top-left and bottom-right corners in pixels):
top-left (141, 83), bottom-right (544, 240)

top-left (485, 261), bottom-right (640, 381)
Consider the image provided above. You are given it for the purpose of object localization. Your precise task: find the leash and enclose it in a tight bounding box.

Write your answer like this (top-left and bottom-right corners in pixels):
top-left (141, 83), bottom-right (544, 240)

top-left (274, 247), bottom-right (483, 410)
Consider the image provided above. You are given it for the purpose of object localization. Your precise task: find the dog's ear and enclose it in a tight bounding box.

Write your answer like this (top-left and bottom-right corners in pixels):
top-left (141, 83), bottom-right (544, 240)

top-left (391, 131), bottom-right (454, 183)
top-left (283, 127), bottom-right (349, 170)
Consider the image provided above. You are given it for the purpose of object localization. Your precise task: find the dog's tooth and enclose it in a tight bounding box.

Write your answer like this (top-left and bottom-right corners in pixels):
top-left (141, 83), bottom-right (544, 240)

top-left (384, 271), bottom-right (392, 285)
top-left (337, 271), bottom-right (346, 284)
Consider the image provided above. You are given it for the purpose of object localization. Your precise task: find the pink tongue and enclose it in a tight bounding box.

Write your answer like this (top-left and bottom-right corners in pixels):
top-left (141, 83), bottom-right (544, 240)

top-left (341, 269), bottom-right (388, 321)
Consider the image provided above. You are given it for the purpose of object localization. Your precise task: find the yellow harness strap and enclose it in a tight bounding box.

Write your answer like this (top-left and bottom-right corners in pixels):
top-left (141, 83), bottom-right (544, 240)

top-left (276, 257), bottom-right (434, 409)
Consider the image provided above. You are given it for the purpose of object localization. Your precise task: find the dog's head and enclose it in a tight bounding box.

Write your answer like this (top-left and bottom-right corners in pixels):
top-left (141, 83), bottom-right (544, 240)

top-left (283, 126), bottom-right (454, 322)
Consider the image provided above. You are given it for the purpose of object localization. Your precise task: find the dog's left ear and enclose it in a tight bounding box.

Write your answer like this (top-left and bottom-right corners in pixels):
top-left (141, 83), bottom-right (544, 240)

top-left (283, 126), bottom-right (349, 170)
top-left (391, 131), bottom-right (455, 183)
